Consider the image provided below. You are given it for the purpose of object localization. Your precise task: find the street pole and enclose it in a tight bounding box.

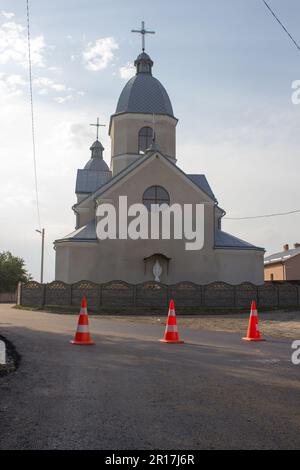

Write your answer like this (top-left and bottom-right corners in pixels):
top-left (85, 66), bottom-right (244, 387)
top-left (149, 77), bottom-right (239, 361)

top-left (36, 228), bottom-right (45, 283)
top-left (40, 228), bottom-right (45, 284)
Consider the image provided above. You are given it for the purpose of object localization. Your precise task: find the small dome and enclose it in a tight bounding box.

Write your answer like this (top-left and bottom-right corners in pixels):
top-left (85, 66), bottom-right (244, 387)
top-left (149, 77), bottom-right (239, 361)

top-left (84, 158), bottom-right (110, 172)
top-left (84, 140), bottom-right (110, 172)
top-left (115, 52), bottom-right (174, 117)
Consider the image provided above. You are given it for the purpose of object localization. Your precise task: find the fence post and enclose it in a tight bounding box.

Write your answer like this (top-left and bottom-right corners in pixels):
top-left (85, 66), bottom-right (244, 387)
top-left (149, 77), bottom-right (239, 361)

top-left (16, 282), bottom-right (22, 306)
top-left (276, 283), bottom-right (280, 307)
top-left (98, 284), bottom-right (102, 311)
top-left (42, 284), bottom-right (46, 308)
top-left (69, 284), bottom-right (73, 307)
top-left (233, 285), bottom-right (237, 308)
top-left (133, 284), bottom-right (137, 307)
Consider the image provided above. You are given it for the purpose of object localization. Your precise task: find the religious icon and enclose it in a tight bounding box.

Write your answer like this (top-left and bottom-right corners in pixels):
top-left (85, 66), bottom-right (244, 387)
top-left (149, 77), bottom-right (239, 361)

top-left (153, 260), bottom-right (162, 282)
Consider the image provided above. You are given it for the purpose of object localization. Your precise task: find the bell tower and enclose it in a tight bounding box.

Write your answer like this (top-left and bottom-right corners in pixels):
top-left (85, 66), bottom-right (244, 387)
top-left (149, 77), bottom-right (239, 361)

top-left (109, 23), bottom-right (178, 176)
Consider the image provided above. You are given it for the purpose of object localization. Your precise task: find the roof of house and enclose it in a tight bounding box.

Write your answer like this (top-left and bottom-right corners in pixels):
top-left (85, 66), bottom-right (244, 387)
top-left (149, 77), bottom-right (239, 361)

top-left (264, 246), bottom-right (300, 265)
top-left (215, 230), bottom-right (264, 251)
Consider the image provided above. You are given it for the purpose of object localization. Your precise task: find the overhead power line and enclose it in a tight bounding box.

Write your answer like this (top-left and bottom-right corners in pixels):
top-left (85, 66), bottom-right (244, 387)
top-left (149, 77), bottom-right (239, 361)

top-left (225, 208), bottom-right (300, 220)
top-left (26, 0), bottom-right (41, 229)
top-left (261, 0), bottom-right (300, 52)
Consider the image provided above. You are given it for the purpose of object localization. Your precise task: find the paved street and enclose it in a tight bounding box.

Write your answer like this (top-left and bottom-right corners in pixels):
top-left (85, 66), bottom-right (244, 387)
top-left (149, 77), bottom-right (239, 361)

top-left (0, 304), bottom-right (299, 450)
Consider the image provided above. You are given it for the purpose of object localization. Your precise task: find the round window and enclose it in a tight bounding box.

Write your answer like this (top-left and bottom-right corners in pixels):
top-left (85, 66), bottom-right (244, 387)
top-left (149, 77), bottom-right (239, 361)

top-left (143, 186), bottom-right (170, 211)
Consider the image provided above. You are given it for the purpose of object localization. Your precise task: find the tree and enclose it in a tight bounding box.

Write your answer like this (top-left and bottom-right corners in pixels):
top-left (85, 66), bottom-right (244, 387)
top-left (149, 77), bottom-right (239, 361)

top-left (0, 252), bottom-right (32, 293)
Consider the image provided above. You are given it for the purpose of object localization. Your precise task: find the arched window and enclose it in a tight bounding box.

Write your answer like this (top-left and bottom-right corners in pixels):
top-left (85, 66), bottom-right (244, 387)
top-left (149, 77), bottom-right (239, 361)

top-left (138, 127), bottom-right (153, 154)
top-left (143, 186), bottom-right (170, 211)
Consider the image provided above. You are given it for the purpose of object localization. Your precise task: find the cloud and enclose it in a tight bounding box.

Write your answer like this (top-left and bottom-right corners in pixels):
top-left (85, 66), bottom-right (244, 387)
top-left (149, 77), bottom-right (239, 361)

top-left (54, 95), bottom-right (74, 104)
top-left (83, 37), bottom-right (118, 71)
top-left (119, 62), bottom-right (135, 79)
top-left (34, 76), bottom-right (66, 92)
top-left (2, 11), bottom-right (15, 20)
top-left (0, 18), bottom-right (46, 68)
top-left (0, 73), bottom-right (27, 101)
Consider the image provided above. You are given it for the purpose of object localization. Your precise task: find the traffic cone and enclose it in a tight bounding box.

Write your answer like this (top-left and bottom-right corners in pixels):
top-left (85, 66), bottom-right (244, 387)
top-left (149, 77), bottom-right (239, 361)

top-left (242, 300), bottom-right (265, 342)
top-left (70, 296), bottom-right (95, 345)
top-left (160, 299), bottom-right (184, 344)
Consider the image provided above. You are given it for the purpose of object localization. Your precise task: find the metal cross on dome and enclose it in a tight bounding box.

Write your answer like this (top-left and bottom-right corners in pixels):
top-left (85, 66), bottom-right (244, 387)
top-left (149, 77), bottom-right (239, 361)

top-left (90, 117), bottom-right (106, 141)
top-left (131, 21), bottom-right (155, 52)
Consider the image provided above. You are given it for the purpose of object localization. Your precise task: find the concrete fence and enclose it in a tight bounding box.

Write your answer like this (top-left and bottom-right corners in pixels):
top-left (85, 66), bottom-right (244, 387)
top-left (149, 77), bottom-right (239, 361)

top-left (0, 292), bottom-right (17, 304)
top-left (19, 280), bottom-right (300, 311)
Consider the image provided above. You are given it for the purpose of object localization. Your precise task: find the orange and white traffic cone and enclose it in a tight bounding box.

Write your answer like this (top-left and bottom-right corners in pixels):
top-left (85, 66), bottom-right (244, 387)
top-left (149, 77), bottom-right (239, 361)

top-left (242, 300), bottom-right (265, 342)
top-left (70, 296), bottom-right (95, 345)
top-left (160, 299), bottom-right (184, 344)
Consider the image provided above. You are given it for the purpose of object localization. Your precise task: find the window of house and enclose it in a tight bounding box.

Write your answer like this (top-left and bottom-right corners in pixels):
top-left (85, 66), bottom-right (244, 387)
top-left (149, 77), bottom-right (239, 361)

top-left (143, 186), bottom-right (170, 211)
top-left (138, 127), bottom-right (153, 153)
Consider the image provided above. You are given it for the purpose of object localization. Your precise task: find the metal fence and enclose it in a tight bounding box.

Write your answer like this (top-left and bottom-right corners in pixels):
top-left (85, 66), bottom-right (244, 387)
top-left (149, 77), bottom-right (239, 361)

top-left (19, 280), bottom-right (300, 311)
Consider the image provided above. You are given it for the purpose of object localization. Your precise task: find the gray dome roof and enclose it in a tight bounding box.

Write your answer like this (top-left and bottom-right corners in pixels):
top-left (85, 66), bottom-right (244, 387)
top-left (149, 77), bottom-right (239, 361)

top-left (84, 140), bottom-right (110, 171)
top-left (115, 52), bottom-right (174, 117)
top-left (84, 158), bottom-right (110, 171)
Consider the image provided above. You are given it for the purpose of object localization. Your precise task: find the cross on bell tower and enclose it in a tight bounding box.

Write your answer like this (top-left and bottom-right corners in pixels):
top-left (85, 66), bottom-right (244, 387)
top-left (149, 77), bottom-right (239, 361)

top-left (131, 21), bottom-right (155, 52)
top-left (90, 117), bottom-right (106, 141)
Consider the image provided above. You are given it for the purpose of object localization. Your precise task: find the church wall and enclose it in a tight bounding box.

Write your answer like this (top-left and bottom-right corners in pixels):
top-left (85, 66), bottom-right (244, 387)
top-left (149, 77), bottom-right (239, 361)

top-left (56, 156), bottom-right (264, 285)
top-left (55, 245), bottom-right (71, 281)
top-left (110, 113), bottom-right (176, 174)
top-left (55, 240), bottom-right (264, 285)
top-left (214, 249), bottom-right (264, 285)
top-left (76, 206), bottom-right (95, 229)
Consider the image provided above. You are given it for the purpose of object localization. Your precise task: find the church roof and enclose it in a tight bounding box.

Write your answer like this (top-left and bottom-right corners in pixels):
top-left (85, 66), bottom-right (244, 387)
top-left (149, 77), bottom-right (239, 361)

top-left (56, 220), bottom-right (97, 243)
top-left (74, 150), bottom-right (218, 209)
top-left (115, 52), bottom-right (174, 117)
top-left (84, 140), bottom-right (109, 171)
top-left (187, 174), bottom-right (217, 202)
top-left (56, 223), bottom-right (264, 251)
top-left (76, 169), bottom-right (111, 194)
top-left (215, 230), bottom-right (264, 251)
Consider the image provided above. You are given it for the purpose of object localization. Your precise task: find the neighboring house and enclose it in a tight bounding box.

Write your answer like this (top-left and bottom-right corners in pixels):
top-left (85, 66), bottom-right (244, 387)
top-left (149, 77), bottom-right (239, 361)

top-left (264, 244), bottom-right (300, 281)
top-left (54, 45), bottom-right (265, 285)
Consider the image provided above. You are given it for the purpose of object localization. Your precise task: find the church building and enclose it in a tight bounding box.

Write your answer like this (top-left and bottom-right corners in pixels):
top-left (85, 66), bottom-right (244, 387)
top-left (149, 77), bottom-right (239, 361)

top-left (54, 26), bottom-right (264, 285)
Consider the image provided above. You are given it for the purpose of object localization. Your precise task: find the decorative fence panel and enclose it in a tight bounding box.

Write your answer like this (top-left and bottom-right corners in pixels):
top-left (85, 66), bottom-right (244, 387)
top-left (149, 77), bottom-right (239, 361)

top-left (21, 281), bottom-right (45, 307)
top-left (101, 281), bottom-right (134, 307)
top-left (19, 280), bottom-right (300, 311)
top-left (235, 283), bottom-right (258, 307)
top-left (72, 281), bottom-right (100, 309)
top-left (257, 283), bottom-right (279, 307)
top-left (277, 283), bottom-right (298, 307)
top-left (45, 281), bottom-right (71, 306)
top-left (136, 282), bottom-right (168, 308)
top-left (204, 282), bottom-right (235, 307)
top-left (169, 282), bottom-right (202, 307)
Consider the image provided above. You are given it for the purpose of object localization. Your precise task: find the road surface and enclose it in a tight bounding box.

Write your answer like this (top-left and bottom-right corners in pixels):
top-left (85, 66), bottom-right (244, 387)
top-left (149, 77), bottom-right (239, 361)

top-left (0, 304), bottom-right (299, 450)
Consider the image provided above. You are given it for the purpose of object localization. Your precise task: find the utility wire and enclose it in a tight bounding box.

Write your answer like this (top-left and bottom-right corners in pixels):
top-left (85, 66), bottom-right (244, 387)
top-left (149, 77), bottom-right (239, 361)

top-left (225, 209), bottom-right (300, 220)
top-left (261, 0), bottom-right (300, 52)
top-left (26, 0), bottom-right (41, 230)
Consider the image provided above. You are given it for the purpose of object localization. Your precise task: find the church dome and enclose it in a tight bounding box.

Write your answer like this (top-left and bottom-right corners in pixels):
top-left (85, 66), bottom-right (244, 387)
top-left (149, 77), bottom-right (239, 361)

top-left (115, 52), bottom-right (174, 117)
top-left (84, 140), bottom-right (110, 171)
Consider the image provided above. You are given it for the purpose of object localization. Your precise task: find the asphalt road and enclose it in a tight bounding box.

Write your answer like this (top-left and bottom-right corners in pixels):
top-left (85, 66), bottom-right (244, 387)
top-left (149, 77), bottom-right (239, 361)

top-left (0, 304), bottom-right (299, 450)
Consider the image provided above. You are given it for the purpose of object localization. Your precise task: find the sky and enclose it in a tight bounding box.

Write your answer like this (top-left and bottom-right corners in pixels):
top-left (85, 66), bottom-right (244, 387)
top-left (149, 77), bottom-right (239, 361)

top-left (1, 0), bottom-right (300, 281)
